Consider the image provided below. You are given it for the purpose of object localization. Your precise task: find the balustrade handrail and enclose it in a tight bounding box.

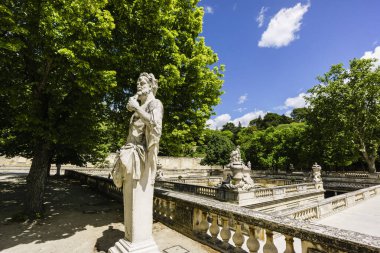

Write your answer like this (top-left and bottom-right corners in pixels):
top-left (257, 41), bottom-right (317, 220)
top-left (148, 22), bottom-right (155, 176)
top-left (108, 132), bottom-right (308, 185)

top-left (65, 169), bottom-right (380, 252)
top-left (154, 188), bottom-right (380, 252)
top-left (274, 184), bottom-right (380, 219)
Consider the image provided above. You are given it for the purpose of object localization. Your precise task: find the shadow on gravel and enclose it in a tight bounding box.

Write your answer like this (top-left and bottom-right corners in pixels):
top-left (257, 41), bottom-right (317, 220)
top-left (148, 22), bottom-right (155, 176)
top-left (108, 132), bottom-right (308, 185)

top-left (95, 225), bottom-right (124, 252)
top-left (0, 174), bottom-right (123, 252)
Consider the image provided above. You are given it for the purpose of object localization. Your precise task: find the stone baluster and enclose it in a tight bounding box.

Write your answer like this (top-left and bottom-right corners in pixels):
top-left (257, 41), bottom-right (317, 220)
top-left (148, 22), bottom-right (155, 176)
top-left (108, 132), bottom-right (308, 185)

top-left (153, 197), bottom-right (158, 216)
top-left (209, 213), bottom-right (220, 244)
top-left (220, 216), bottom-right (232, 250)
top-left (161, 199), bottom-right (167, 218)
top-left (232, 222), bottom-right (245, 251)
top-left (283, 235), bottom-right (295, 253)
top-left (263, 230), bottom-right (278, 253)
top-left (169, 201), bottom-right (175, 220)
top-left (199, 211), bottom-right (210, 239)
top-left (247, 225), bottom-right (260, 253)
top-left (193, 208), bottom-right (202, 234)
top-left (164, 200), bottom-right (171, 219)
top-left (158, 198), bottom-right (164, 216)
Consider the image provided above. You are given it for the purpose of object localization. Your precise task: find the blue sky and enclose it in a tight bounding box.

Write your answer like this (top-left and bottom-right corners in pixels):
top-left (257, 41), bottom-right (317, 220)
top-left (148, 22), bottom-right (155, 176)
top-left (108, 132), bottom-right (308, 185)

top-left (199, 0), bottom-right (380, 129)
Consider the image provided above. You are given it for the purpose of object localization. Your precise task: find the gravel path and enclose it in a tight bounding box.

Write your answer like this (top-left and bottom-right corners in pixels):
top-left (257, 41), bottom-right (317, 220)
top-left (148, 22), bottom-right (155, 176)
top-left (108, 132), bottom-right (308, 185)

top-left (0, 173), bottom-right (217, 253)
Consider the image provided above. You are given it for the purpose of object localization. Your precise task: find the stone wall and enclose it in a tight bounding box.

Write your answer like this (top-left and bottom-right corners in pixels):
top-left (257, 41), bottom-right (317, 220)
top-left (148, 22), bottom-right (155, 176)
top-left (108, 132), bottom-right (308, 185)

top-left (158, 156), bottom-right (222, 170)
top-left (0, 156), bottom-right (31, 166)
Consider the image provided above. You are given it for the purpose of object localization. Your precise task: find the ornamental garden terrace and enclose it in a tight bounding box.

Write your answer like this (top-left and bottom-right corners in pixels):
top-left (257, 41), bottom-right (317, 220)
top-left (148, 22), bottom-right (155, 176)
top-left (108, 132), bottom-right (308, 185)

top-left (2, 155), bottom-right (380, 253)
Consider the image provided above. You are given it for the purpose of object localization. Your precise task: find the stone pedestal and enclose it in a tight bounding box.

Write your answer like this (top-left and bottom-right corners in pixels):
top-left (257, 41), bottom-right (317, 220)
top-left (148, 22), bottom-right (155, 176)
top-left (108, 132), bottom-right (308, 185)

top-left (230, 162), bottom-right (244, 185)
top-left (109, 238), bottom-right (159, 253)
top-left (108, 164), bottom-right (159, 253)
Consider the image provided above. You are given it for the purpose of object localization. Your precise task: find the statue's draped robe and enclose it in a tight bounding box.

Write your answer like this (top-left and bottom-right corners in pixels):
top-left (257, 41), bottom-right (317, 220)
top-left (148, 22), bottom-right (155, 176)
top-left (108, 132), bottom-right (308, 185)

top-left (112, 98), bottom-right (163, 186)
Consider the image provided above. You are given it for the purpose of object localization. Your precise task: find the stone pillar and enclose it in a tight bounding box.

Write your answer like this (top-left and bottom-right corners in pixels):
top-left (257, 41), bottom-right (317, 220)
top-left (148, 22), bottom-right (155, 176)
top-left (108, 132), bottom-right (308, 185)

top-left (109, 167), bottom-right (159, 253)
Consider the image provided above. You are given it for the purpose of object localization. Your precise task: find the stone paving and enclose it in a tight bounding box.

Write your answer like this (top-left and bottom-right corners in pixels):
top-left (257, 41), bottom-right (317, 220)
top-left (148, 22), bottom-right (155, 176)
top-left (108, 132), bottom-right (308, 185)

top-left (316, 194), bottom-right (380, 237)
top-left (0, 173), bottom-right (217, 253)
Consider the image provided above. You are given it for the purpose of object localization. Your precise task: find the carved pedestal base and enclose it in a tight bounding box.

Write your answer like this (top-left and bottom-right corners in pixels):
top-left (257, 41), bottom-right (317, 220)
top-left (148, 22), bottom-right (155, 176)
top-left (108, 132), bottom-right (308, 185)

top-left (108, 238), bottom-right (160, 253)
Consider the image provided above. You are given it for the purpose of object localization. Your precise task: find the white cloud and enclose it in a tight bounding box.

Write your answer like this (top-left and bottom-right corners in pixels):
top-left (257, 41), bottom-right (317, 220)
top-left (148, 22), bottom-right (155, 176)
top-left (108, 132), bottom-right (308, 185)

top-left (256, 7), bottom-right (268, 28)
top-left (206, 114), bottom-right (231, 130)
top-left (275, 92), bottom-right (308, 111)
top-left (204, 6), bottom-right (214, 14)
top-left (258, 2), bottom-right (310, 48)
top-left (361, 46), bottom-right (380, 68)
top-left (206, 110), bottom-right (267, 129)
top-left (238, 93), bottom-right (248, 104)
top-left (232, 111), bottom-right (266, 127)
top-left (284, 92), bottom-right (307, 108)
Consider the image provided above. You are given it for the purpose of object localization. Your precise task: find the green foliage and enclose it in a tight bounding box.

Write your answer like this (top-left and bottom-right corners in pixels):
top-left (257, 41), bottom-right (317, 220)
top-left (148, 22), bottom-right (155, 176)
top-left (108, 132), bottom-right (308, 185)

top-left (200, 130), bottom-right (235, 166)
top-left (249, 113), bottom-right (293, 130)
top-left (290, 108), bottom-right (309, 122)
top-left (0, 0), bottom-right (116, 166)
top-left (221, 122), bottom-right (242, 144)
top-left (307, 58), bottom-right (380, 172)
top-left (104, 0), bottom-right (224, 156)
top-left (1, 0), bottom-right (224, 160)
top-left (238, 123), bottom-right (311, 170)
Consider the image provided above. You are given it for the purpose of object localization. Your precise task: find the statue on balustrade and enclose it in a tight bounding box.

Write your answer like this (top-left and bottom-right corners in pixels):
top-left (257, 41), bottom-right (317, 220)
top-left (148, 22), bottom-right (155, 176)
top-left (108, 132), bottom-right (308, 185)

top-left (230, 145), bottom-right (242, 163)
top-left (109, 72), bottom-right (163, 253)
top-left (112, 72), bottom-right (163, 186)
top-left (312, 163), bottom-right (322, 183)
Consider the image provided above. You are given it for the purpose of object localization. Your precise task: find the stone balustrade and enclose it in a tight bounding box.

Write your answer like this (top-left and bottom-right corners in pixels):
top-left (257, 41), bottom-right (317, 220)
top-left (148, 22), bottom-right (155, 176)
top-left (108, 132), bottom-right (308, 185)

top-left (155, 180), bottom-right (218, 198)
top-left (251, 170), bottom-right (380, 192)
top-left (155, 178), bottom-right (323, 206)
top-left (153, 189), bottom-right (380, 253)
top-left (255, 178), bottom-right (303, 186)
top-left (274, 185), bottom-right (380, 221)
top-left (65, 170), bottom-right (380, 253)
top-left (164, 176), bottom-right (223, 186)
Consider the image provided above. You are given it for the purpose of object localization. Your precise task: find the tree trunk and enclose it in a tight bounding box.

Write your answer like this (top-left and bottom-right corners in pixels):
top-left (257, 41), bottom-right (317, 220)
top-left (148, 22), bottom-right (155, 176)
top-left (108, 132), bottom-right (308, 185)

top-left (25, 142), bottom-right (51, 217)
top-left (46, 161), bottom-right (51, 179)
top-left (56, 163), bottom-right (61, 176)
top-left (362, 151), bottom-right (376, 173)
top-left (367, 158), bottom-right (376, 173)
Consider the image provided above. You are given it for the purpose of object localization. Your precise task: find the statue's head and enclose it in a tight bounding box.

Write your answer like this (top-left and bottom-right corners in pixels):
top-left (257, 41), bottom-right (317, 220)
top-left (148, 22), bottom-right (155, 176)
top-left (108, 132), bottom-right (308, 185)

top-left (137, 72), bottom-right (158, 96)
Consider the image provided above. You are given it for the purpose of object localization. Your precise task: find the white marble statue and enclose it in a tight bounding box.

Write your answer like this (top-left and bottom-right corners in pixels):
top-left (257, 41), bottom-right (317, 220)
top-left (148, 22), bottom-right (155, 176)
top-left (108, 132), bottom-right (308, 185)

top-left (312, 163), bottom-right (322, 183)
top-left (109, 73), bottom-right (163, 253)
top-left (230, 145), bottom-right (242, 163)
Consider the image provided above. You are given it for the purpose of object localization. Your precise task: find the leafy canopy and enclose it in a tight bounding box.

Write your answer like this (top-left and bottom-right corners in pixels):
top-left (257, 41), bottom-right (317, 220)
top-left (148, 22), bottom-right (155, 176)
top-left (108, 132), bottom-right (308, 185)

top-left (104, 0), bottom-right (224, 156)
top-left (0, 0), bottom-right (116, 165)
top-left (307, 58), bottom-right (380, 172)
top-left (200, 129), bottom-right (235, 166)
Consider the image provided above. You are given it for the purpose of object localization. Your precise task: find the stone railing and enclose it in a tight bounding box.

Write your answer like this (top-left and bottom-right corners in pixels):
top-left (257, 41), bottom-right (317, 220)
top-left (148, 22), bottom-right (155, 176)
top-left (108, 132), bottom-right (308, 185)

top-left (155, 180), bottom-right (217, 198)
top-left (254, 178), bottom-right (303, 186)
top-left (251, 170), bottom-right (380, 192)
top-left (153, 189), bottom-right (380, 253)
top-left (65, 170), bottom-right (380, 253)
top-left (65, 170), bottom-right (122, 201)
top-left (156, 178), bottom-right (323, 206)
top-left (274, 185), bottom-right (380, 221)
top-left (164, 176), bottom-right (223, 186)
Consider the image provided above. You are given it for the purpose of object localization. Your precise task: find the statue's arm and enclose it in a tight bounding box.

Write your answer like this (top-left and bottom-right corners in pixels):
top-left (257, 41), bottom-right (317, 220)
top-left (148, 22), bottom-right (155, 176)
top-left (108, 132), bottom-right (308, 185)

top-left (135, 100), bottom-right (163, 130)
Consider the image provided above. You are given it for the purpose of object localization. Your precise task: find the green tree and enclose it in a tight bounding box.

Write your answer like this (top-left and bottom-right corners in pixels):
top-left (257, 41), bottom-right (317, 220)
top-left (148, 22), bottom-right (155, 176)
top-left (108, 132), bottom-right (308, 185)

top-left (221, 122), bottom-right (241, 144)
top-left (0, 0), bottom-right (116, 217)
top-left (307, 58), bottom-right (380, 172)
top-left (0, 0), bottom-right (224, 217)
top-left (200, 131), bottom-right (235, 167)
top-left (290, 107), bottom-right (309, 122)
top-left (238, 123), bottom-right (311, 170)
top-left (104, 0), bottom-right (224, 156)
top-left (249, 113), bottom-right (292, 129)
